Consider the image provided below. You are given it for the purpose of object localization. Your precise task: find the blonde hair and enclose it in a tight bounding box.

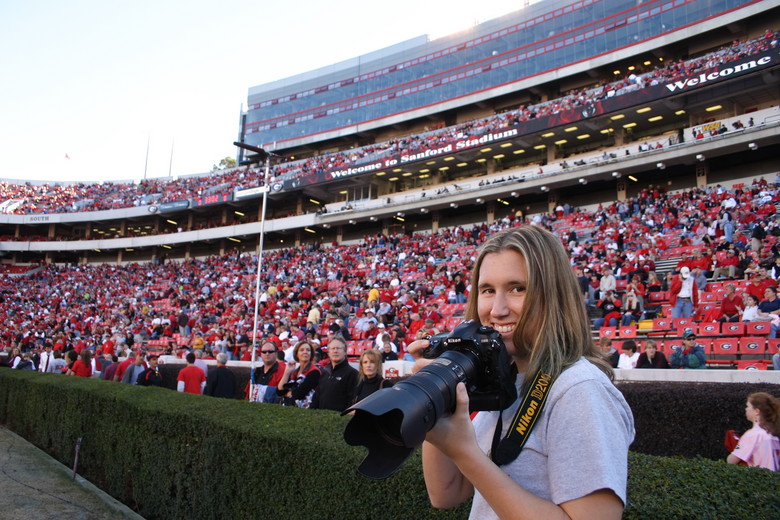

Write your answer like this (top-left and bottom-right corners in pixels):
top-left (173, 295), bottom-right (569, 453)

top-left (464, 225), bottom-right (612, 386)
top-left (358, 349), bottom-right (383, 383)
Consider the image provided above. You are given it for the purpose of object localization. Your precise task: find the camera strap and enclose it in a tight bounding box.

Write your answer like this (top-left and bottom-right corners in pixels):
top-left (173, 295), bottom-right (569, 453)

top-left (490, 369), bottom-right (555, 466)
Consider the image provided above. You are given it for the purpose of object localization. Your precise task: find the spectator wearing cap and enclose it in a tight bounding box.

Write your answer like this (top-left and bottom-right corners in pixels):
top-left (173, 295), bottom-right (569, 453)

top-left (374, 332), bottom-right (397, 353)
top-left (670, 332), bottom-right (707, 369)
top-left (204, 353), bottom-right (236, 399)
top-left (670, 267), bottom-right (698, 319)
top-left (137, 355), bottom-right (164, 387)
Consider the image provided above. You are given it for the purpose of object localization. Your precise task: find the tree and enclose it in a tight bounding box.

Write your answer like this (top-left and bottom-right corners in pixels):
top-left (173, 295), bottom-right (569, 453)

top-left (211, 157), bottom-right (237, 172)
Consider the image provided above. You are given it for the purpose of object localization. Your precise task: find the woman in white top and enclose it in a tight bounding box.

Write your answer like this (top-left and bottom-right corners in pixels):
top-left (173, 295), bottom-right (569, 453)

top-left (410, 226), bottom-right (634, 520)
top-left (617, 340), bottom-right (640, 369)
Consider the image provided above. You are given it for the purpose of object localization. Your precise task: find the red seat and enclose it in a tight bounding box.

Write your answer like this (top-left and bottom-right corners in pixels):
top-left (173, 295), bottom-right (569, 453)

top-left (746, 321), bottom-right (772, 336)
top-left (700, 292), bottom-right (717, 302)
top-left (738, 337), bottom-right (766, 356)
top-left (722, 322), bottom-right (745, 336)
top-left (676, 324), bottom-right (698, 338)
top-left (648, 291), bottom-right (668, 303)
top-left (767, 338), bottom-right (780, 354)
top-left (697, 338), bottom-right (714, 355)
top-left (735, 360), bottom-right (768, 370)
top-left (664, 339), bottom-right (683, 354)
top-left (619, 326), bottom-right (637, 338)
top-left (599, 327), bottom-right (617, 338)
top-left (698, 322), bottom-right (721, 336)
top-left (712, 338), bottom-right (739, 355)
top-left (651, 318), bottom-right (671, 331)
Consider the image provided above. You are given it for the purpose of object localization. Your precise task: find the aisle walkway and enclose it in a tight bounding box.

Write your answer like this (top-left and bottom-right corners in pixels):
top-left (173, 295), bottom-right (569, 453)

top-left (0, 426), bottom-right (143, 520)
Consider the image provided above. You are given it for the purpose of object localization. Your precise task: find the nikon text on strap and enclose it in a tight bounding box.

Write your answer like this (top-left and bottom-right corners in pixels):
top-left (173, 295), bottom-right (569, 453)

top-left (490, 370), bottom-right (555, 466)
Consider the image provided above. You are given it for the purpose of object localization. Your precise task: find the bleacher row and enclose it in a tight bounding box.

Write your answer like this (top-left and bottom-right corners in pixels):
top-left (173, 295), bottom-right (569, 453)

top-left (601, 318), bottom-right (777, 369)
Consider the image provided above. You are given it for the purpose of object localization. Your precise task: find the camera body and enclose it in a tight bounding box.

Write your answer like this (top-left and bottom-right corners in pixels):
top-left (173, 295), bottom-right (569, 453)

top-left (422, 320), bottom-right (517, 412)
top-left (343, 320), bottom-right (517, 479)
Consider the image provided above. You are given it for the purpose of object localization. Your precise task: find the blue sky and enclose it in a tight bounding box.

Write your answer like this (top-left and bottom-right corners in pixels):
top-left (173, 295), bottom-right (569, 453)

top-left (0, 0), bottom-right (528, 183)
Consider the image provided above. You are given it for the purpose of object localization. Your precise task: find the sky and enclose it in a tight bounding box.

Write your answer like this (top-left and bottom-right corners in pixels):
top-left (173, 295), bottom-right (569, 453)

top-left (0, 0), bottom-right (531, 184)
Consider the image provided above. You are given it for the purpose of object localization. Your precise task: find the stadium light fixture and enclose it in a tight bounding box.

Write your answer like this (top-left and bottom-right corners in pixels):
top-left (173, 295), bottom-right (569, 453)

top-left (420, 208), bottom-right (429, 214)
top-left (578, 178), bottom-right (587, 184)
top-left (696, 154), bottom-right (705, 161)
top-left (705, 105), bottom-right (722, 112)
top-left (612, 171), bottom-right (621, 178)
top-left (450, 202), bottom-right (458, 208)
top-left (628, 175), bottom-right (638, 182)
top-left (349, 219), bottom-right (357, 224)
top-left (510, 191), bottom-right (519, 197)
top-left (656, 162), bottom-right (665, 170)
top-left (540, 186), bottom-right (549, 192)
top-left (749, 143), bottom-right (757, 150)
top-left (475, 198), bottom-right (484, 204)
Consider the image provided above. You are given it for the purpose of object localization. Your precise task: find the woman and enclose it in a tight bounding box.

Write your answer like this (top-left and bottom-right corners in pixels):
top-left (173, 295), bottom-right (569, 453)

top-left (63, 350), bottom-right (79, 373)
top-left (67, 350), bottom-right (93, 377)
top-left (410, 226), bottom-right (634, 520)
top-left (6, 347), bottom-right (22, 369)
top-left (741, 294), bottom-right (760, 322)
top-left (718, 283), bottom-right (743, 322)
top-left (727, 392), bottom-right (780, 471)
top-left (620, 292), bottom-right (642, 326)
top-left (277, 340), bottom-right (320, 408)
top-left (353, 349), bottom-right (392, 404)
top-left (646, 271), bottom-right (665, 293)
top-left (617, 340), bottom-right (639, 369)
top-left (636, 340), bottom-right (670, 369)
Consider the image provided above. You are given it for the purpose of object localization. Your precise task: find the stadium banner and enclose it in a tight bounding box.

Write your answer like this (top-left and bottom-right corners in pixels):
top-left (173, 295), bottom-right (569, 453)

top-left (159, 200), bottom-right (190, 212)
top-left (23, 214), bottom-right (62, 224)
top-left (281, 50), bottom-right (776, 191)
top-left (235, 186), bottom-right (269, 200)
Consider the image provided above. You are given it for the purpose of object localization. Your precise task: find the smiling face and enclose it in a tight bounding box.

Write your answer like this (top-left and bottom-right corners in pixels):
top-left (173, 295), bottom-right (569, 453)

top-left (476, 250), bottom-right (528, 363)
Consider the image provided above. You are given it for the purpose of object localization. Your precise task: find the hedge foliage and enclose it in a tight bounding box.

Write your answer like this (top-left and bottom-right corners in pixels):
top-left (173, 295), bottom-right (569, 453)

top-left (0, 369), bottom-right (778, 519)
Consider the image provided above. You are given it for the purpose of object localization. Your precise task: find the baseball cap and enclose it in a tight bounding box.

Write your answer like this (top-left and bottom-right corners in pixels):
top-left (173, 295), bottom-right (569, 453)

top-left (683, 331), bottom-right (697, 340)
top-left (680, 267), bottom-right (690, 279)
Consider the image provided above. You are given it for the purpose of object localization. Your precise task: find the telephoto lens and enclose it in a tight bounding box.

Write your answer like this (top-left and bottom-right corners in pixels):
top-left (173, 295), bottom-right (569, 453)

top-left (343, 321), bottom-right (516, 479)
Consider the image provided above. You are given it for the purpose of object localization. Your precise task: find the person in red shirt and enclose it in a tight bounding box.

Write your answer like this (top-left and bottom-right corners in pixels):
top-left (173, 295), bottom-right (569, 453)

top-left (177, 352), bottom-right (206, 394)
top-left (67, 351), bottom-right (93, 377)
top-left (717, 283), bottom-right (744, 322)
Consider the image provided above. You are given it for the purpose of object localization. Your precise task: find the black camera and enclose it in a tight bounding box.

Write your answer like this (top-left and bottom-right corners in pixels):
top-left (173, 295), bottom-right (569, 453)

top-left (342, 320), bottom-right (517, 479)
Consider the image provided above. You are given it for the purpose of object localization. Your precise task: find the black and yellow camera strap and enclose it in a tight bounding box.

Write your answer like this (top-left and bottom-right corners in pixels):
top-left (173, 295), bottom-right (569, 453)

top-left (490, 370), bottom-right (556, 466)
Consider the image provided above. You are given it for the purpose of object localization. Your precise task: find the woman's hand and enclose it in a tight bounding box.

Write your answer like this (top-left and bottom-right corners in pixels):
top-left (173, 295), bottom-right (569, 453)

top-left (425, 382), bottom-right (478, 461)
top-left (284, 361), bottom-right (296, 374)
top-left (406, 338), bottom-right (434, 374)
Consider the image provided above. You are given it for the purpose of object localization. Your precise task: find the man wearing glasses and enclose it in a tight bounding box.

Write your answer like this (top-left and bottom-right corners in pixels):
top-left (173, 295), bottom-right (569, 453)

top-left (249, 341), bottom-right (286, 403)
top-left (670, 331), bottom-right (707, 369)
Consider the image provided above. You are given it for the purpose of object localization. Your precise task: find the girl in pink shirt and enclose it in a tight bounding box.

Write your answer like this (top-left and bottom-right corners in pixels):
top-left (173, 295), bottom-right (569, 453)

top-left (727, 392), bottom-right (780, 471)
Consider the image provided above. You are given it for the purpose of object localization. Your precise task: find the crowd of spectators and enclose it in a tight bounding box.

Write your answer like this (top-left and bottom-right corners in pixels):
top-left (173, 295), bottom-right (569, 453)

top-left (0, 176), bottom-right (779, 380)
top-left (1, 30), bottom-right (776, 216)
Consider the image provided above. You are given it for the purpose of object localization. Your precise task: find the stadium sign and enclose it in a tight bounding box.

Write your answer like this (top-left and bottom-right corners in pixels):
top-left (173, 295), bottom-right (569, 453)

top-left (664, 55), bottom-right (773, 93)
top-left (235, 186), bottom-right (270, 199)
top-left (159, 200), bottom-right (190, 212)
top-left (282, 51), bottom-right (774, 190)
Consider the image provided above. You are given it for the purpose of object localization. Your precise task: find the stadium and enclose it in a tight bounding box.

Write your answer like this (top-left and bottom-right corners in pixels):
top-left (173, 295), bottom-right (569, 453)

top-left (1, 0), bottom-right (780, 518)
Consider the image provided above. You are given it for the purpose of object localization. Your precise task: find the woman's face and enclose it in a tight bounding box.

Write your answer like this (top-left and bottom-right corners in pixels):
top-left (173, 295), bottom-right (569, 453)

top-left (297, 344), bottom-right (311, 363)
top-left (477, 250), bottom-right (528, 361)
top-left (745, 400), bottom-right (760, 423)
top-left (361, 356), bottom-right (378, 378)
top-left (645, 343), bottom-right (657, 357)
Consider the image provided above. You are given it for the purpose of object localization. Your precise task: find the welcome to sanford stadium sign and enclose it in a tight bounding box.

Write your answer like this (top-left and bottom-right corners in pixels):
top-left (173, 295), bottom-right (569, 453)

top-left (282, 51), bottom-right (775, 190)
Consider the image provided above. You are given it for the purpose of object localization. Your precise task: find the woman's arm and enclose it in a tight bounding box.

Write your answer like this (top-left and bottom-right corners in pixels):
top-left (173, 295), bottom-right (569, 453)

top-left (426, 384), bottom-right (624, 520)
top-left (291, 369), bottom-right (320, 400)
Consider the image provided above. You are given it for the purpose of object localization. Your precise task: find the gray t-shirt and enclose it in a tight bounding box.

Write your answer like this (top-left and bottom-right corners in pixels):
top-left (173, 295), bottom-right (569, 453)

top-left (469, 358), bottom-right (634, 519)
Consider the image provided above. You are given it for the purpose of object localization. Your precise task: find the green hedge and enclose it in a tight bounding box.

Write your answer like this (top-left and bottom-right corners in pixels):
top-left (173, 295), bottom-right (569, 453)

top-left (0, 370), bottom-right (778, 519)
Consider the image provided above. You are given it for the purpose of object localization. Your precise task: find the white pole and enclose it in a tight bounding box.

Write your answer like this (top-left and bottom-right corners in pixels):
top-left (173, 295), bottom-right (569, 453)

top-left (249, 157), bottom-right (271, 400)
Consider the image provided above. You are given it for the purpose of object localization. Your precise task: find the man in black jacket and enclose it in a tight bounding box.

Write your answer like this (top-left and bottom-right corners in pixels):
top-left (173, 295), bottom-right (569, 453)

top-left (312, 337), bottom-right (357, 412)
top-left (204, 354), bottom-right (236, 399)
